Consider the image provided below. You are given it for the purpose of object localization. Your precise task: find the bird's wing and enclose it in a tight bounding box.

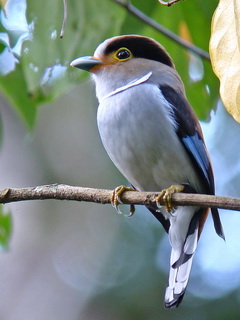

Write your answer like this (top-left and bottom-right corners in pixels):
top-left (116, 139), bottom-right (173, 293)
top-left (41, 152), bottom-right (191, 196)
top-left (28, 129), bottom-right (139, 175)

top-left (160, 85), bottom-right (225, 240)
top-left (139, 81), bottom-right (224, 308)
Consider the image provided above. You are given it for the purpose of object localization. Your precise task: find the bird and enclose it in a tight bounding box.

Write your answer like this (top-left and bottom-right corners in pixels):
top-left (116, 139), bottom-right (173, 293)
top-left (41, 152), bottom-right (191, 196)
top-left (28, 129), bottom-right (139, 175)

top-left (70, 35), bottom-right (225, 308)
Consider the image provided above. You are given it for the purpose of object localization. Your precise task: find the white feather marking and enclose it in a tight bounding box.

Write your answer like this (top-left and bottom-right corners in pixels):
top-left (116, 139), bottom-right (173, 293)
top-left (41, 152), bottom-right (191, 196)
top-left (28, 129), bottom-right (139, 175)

top-left (100, 71), bottom-right (152, 102)
top-left (165, 255), bottom-right (195, 307)
top-left (176, 260), bottom-right (193, 283)
top-left (183, 227), bottom-right (198, 255)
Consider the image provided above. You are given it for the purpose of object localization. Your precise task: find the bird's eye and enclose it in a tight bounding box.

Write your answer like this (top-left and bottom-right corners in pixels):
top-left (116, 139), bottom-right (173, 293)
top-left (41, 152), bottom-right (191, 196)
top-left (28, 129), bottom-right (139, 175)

top-left (116, 48), bottom-right (132, 61)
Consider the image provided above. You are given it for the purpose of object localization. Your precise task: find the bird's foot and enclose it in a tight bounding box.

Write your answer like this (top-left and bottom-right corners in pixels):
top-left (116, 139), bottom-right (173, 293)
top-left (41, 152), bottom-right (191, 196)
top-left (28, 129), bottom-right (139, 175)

top-left (111, 185), bottom-right (136, 217)
top-left (155, 184), bottom-right (184, 215)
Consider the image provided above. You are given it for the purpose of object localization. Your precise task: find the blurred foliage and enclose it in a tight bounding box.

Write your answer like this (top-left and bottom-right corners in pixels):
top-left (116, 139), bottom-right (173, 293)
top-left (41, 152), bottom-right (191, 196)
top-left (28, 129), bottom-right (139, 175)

top-left (0, 204), bottom-right (12, 250)
top-left (0, 0), bottom-right (125, 127)
top-left (0, 0), bottom-right (220, 127)
top-left (0, 113), bottom-right (2, 146)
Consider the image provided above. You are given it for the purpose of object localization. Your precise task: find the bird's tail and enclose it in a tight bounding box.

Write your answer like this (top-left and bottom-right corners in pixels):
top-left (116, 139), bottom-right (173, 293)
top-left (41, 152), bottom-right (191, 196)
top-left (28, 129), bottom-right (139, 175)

top-left (164, 209), bottom-right (203, 308)
top-left (164, 250), bottom-right (195, 308)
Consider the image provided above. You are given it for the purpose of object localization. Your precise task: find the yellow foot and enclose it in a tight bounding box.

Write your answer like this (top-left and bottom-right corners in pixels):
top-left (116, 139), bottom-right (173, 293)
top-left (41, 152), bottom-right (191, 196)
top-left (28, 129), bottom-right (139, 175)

top-left (111, 185), bottom-right (136, 217)
top-left (155, 184), bottom-right (184, 214)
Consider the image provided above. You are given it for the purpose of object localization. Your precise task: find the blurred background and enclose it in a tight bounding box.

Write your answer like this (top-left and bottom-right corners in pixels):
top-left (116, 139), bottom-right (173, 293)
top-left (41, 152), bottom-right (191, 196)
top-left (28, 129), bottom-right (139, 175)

top-left (1, 0), bottom-right (240, 319)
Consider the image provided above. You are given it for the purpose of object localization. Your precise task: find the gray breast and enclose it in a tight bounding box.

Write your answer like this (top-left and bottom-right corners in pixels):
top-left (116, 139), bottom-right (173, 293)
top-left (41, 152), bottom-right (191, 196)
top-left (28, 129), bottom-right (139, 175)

top-left (97, 83), bottom-right (201, 193)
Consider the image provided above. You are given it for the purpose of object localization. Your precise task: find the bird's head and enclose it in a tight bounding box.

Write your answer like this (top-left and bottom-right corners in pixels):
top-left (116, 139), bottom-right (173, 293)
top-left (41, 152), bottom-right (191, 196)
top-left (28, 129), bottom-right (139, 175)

top-left (70, 34), bottom-right (174, 73)
top-left (70, 35), bottom-right (179, 101)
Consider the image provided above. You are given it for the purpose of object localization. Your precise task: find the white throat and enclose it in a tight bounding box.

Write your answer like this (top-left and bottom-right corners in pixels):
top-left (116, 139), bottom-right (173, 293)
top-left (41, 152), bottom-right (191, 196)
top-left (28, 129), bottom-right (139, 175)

top-left (100, 71), bottom-right (152, 103)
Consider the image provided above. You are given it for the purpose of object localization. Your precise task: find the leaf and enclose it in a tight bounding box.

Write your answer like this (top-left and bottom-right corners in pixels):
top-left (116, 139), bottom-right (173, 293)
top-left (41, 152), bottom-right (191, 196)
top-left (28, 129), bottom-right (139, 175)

top-left (210, 0), bottom-right (240, 123)
top-left (0, 0), bottom-right (125, 128)
top-left (0, 63), bottom-right (37, 127)
top-left (22, 0), bottom-right (125, 109)
top-left (0, 204), bottom-right (12, 251)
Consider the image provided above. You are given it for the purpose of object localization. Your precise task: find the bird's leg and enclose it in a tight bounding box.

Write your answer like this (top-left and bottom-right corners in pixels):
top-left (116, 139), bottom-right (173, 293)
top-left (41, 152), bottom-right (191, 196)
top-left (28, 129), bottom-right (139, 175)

top-left (155, 184), bottom-right (184, 215)
top-left (111, 185), bottom-right (136, 217)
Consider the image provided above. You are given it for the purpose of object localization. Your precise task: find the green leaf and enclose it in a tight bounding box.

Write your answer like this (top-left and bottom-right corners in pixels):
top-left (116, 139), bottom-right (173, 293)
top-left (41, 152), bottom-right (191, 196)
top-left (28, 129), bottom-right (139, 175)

top-left (22, 0), bottom-right (125, 108)
top-left (120, 0), bottom-right (159, 34)
top-left (0, 0), bottom-right (125, 128)
top-left (0, 204), bottom-right (12, 251)
top-left (0, 63), bottom-right (37, 128)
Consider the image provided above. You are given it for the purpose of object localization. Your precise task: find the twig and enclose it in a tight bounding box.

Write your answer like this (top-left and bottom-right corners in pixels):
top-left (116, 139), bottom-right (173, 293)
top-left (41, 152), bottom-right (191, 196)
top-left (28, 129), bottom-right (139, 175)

top-left (113, 0), bottom-right (210, 61)
top-left (158, 0), bottom-right (182, 6)
top-left (0, 184), bottom-right (240, 211)
top-left (60, 0), bottom-right (67, 38)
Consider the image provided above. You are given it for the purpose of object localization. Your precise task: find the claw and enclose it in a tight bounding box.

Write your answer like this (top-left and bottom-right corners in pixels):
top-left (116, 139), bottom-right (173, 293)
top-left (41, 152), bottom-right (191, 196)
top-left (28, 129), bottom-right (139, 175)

top-left (155, 185), bottom-right (184, 215)
top-left (124, 204), bottom-right (135, 218)
top-left (111, 185), bottom-right (136, 217)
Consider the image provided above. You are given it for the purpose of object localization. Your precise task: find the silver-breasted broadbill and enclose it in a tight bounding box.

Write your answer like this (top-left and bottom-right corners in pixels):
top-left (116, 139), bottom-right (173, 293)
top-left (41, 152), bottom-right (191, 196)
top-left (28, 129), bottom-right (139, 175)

top-left (71, 35), bottom-right (224, 308)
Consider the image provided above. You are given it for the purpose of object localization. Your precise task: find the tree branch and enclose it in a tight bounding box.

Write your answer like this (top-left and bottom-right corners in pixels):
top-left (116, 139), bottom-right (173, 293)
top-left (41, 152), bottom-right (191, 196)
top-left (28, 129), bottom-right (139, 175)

top-left (158, 0), bottom-right (182, 6)
top-left (60, 0), bottom-right (68, 38)
top-left (0, 184), bottom-right (240, 211)
top-left (113, 0), bottom-right (210, 61)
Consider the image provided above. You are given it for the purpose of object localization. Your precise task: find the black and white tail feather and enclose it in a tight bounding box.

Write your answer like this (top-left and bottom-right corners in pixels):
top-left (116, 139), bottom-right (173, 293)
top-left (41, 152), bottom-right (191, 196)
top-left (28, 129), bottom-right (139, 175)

top-left (164, 208), bottom-right (204, 309)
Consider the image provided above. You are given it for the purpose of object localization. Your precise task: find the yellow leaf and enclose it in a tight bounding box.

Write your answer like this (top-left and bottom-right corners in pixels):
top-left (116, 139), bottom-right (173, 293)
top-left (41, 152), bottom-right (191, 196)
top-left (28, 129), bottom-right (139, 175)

top-left (0, 0), bottom-right (7, 8)
top-left (210, 0), bottom-right (240, 123)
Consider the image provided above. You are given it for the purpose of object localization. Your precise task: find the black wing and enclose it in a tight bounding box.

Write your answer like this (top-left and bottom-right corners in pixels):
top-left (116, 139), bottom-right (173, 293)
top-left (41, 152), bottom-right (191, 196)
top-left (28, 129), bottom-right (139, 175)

top-left (160, 85), bottom-right (225, 240)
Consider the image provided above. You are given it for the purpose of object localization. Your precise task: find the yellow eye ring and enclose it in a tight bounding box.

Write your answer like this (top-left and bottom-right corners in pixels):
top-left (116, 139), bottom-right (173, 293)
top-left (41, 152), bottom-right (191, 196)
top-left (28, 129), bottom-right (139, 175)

top-left (115, 47), bottom-right (132, 61)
